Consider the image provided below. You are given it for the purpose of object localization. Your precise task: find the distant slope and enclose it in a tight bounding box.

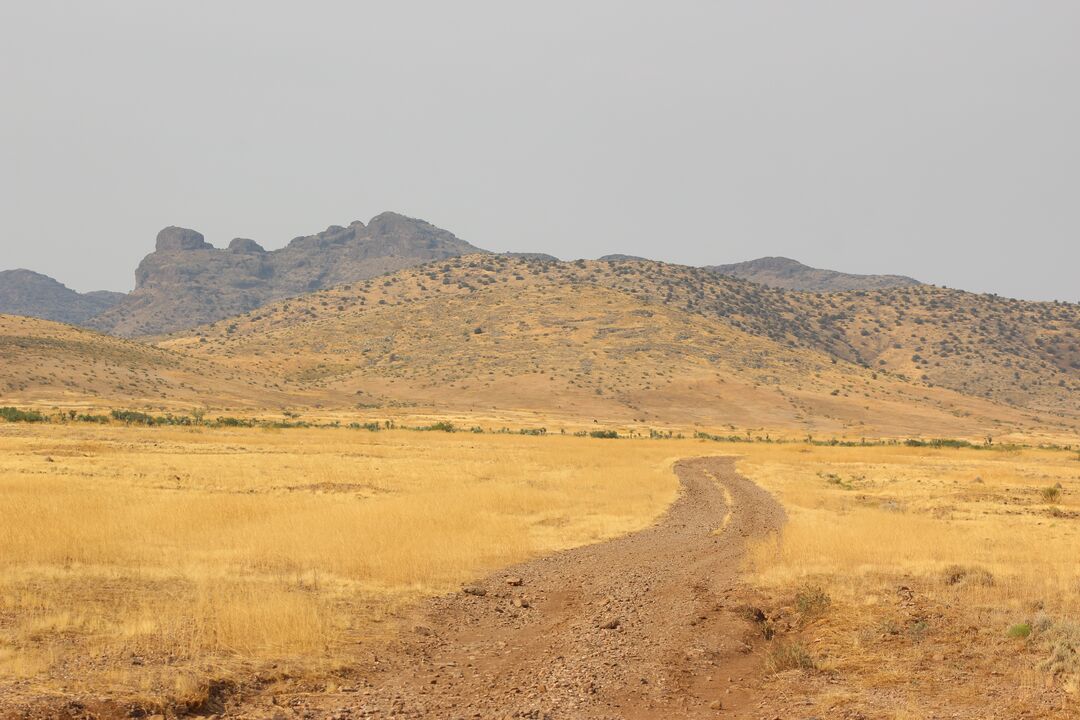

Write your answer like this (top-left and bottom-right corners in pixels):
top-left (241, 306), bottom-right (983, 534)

top-left (0, 314), bottom-right (305, 410)
top-left (599, 254), bottom-right (651, 262)
top-left (0, 270), bottom-right (124, 325)
top-left (161, 256), bottom-right (1077, 435)
top-left (706, 256), bottom-right (921, 291)
top-left (89, 212), bottom-right (486, 337)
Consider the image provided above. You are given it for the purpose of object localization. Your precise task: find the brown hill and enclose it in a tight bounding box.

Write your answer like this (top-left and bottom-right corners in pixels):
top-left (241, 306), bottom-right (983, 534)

top-left (0, 269), bottom-right (124, 325)
top-left (88, 212), bottom-right (485, 337)
top-left (707, 256), bottom-right (921, 291)
top-left (160, 255), bottom-right (1078, 436)
top-left (0, 314), bottom-right (306, 410)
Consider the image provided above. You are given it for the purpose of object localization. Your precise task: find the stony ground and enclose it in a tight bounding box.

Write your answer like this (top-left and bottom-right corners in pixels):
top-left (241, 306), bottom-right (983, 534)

top-left (229, 456), bottom-right (785, 719)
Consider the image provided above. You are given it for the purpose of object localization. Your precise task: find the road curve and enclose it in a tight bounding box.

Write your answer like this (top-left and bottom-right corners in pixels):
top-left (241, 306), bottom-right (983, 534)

top-left (238, 456), bottom-right (786, 719)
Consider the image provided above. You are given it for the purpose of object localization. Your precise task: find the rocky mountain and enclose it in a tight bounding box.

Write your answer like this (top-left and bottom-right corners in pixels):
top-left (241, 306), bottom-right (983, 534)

top-left (706, 256), bottom-right (921, 292)
top-left (88, 212), bottom-right (486, 336)
top-left (0, 269), bottom-right (125, 325)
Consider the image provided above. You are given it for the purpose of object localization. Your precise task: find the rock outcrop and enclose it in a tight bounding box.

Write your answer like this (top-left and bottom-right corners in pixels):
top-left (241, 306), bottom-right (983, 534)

top-left (89, 212), bottom-right (486, 336)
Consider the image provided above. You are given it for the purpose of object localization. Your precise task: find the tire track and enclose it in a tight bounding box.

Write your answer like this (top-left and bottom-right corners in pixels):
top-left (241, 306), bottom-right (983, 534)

top-left (237, 456), bottom-right (785, 719)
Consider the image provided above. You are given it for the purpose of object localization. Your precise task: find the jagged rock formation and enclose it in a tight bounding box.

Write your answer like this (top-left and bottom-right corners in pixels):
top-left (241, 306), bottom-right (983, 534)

top-left (706, 256), bottom-right (921, 292)
top-left (0, 269), bottom-right (124, 325)
top-left (89, 212), bottom-right (486, 336)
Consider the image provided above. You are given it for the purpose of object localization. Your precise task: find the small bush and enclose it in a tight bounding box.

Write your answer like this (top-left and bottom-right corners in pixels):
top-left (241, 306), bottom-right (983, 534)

top-left (765, 641), bottom-right (816, 673)
top-left (1040, 486), bottom-right (1063, 504)
top-left (1039, 621), bottom-right (1080, 678)
top-left (1008, 623), bottom-right (1032, 639)
top-left (212, 416), bottom-right (254, 428)
top-left (794, 585), bottom-right (832, 617)
top-left (110, 409), bottom-right (156, 425)
top-left (589, 430), bottom-right (619, 439)
top-left (941, 564), bottom-right (994, 587)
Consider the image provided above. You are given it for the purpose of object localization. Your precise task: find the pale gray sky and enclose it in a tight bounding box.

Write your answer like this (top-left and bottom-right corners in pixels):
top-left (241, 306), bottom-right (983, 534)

top-left (2, 1), bottom-right (1077, 300)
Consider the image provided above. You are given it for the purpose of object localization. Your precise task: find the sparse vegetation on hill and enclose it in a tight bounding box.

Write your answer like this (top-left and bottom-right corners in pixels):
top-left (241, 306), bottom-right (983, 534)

top-left (0, 314), bottom-right (308, 409)
top-left (155, 254), bottom-right (1078, 436)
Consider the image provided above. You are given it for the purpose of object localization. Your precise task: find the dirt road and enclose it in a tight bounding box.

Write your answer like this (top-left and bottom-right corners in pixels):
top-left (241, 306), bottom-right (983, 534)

top-left (232, 456), bottom-right (785, 719)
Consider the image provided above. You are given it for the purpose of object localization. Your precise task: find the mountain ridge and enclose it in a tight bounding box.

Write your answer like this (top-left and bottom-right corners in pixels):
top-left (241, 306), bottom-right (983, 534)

top-left (156, 254), bottom-right (1078, 431)
top-left (706, 256), bottom-right (922, 291)
top-left (87, 212), bottom-right (486, 336)
top-left (0, 269), bottom-right (125, 325)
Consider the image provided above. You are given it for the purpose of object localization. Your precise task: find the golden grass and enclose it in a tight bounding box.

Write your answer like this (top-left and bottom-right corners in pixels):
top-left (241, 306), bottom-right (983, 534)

top-left (2, 420), bottom-right (1078, 715)
top-left (736, 442), bottom-right (1080, 715)
top-left (0, 423), bottom-right (687, 701)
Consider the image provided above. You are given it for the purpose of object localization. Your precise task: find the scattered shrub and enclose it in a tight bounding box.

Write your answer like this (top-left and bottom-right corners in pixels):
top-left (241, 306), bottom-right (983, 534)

top-left (110, 409), bottom-right (156, 425)
top-left (1008, 623), bottom-right (1032, 639)
top-left (1038, 621), bottom-right (1080, 678)
top-left (765, 641), bottom-right (816, 673)
top-left (0, 406), bottom-right (46, 423)
top-left (941, 564), bottom-right (994, 587)
top-left (589, 430), bottom-right (619, 439)
top-left (1040, 485), bottom-right (1063, 503)
top-left (348, 422), bottom-right (382, 432)
top-left (794, 585), bottom-right (832, 617)
top-left (908, 619), bottom-right (930, 642)
top-left (424, 421), bottom-right (456, 433)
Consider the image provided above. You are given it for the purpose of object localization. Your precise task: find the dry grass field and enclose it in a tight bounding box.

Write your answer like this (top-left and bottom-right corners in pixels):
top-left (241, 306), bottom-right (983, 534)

top-left (0, 423), bottom-right (687, 709)
top-left (736, 442), bottom-right (1080, 717)
top-left (1, 417), bottom-right (1077, 717)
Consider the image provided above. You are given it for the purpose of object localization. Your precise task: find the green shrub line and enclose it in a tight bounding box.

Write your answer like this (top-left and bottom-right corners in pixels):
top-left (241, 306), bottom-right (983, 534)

top-left (0, 404), bottom-right (1074, 453)
top-left (0, 406), bottom-right (46, 423)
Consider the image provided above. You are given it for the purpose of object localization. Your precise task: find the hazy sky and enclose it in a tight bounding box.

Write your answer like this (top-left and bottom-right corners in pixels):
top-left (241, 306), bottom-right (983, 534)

top-left (2, 2), bottom-right (1077, 300)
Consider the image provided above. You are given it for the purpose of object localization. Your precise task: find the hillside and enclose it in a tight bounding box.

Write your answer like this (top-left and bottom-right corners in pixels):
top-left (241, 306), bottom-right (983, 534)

top-left (160, 255), bottom-right (1078, 436)
top-left (0, 314), bottom-right (305, 410)
top-left (0, 269), bottom-right (124, 325)
top-left (707, 256), bottom-right (921, 291)
top-left (88, 212), bottom-right (485, 336)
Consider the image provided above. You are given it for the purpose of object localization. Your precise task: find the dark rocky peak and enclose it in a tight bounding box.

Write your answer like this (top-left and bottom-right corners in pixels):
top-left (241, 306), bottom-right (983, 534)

top-left (156, 226), bottom-right (212, 252)
top-left (367, 211), bottom-right (421, 236)
top-left (90, 211), bottom-right (489, 336)
top-left (228, 238), bottom-right (266, 254)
